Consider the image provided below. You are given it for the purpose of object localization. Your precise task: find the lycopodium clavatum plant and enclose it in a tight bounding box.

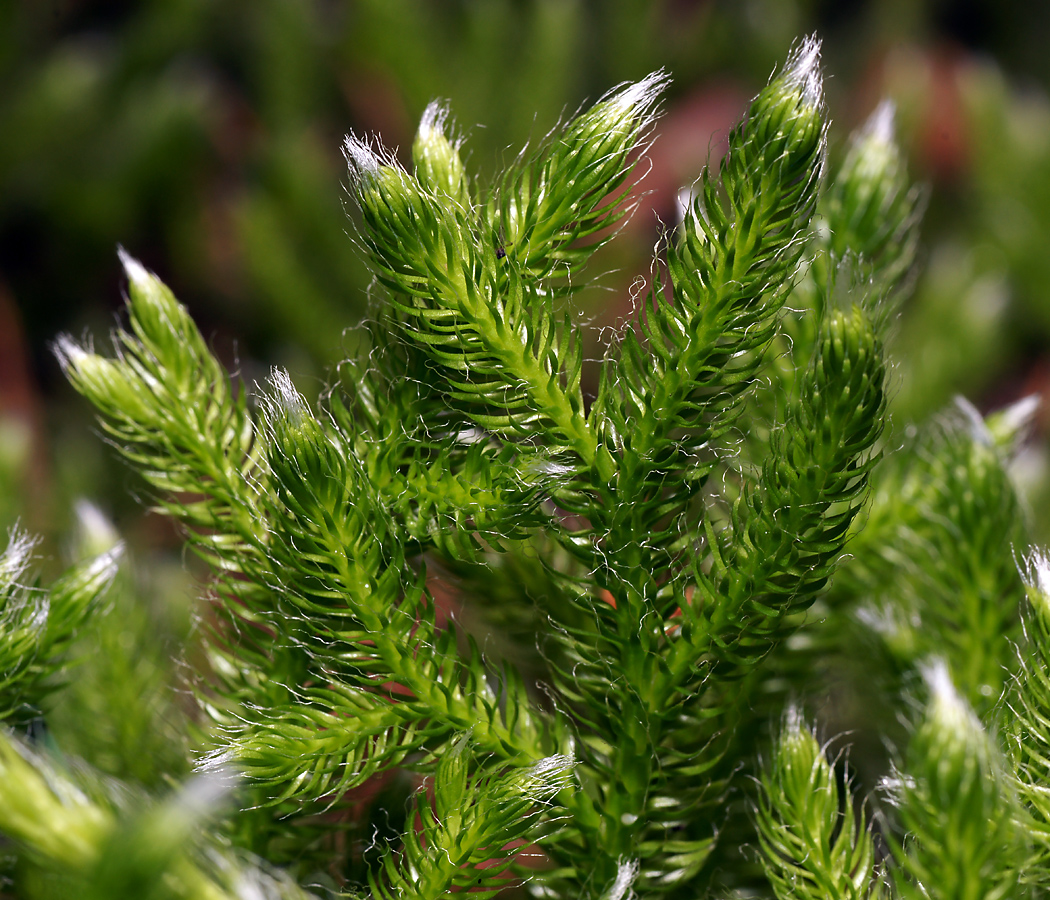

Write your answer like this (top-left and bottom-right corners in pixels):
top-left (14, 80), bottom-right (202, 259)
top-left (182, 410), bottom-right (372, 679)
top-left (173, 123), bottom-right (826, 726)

top-left (3, 32), bottom-right (1047, 900)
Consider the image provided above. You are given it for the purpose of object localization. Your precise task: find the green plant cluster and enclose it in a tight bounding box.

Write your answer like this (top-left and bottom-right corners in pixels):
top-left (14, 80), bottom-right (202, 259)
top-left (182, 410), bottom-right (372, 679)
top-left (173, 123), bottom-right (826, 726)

top-left (0, 35), bottom-right (1046, 900)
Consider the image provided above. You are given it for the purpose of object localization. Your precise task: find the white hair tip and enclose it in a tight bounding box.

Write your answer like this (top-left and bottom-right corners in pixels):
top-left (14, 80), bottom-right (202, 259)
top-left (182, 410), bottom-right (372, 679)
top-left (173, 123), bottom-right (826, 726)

top-left (604, 859), bottom-right (640, 900)
top-left (418, 100), bottom-right (449, 140)
top-left (342, 133), bottom-right (383, 182)
top-left (610, 69), bottom-right (669, 117)
top-left (117, 246), bottom-right (152, 291)
top-left (268, 368), bottom-right (308, 424)
top-left (53, 334), bottom-right (88, 371)
top-left (1026, 548), bottom-right (1050, 599)
top-left (1, 528), bottom-right (38, 583)
top-left (863, 99), bottom-right (897, 145)
top-left (784, 35), bottom-right (824, 108)
top-left (922, 658), bottom-right (957, 705)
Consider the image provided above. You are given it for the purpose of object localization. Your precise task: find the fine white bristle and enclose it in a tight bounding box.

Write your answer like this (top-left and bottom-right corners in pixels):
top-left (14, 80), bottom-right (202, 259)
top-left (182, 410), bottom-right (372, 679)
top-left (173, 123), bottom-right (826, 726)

top-left (342, 133), bottom-right (382, 183)
top-left (52, 334), bottom-right (89, 373)
top-left (195, 746), bottom-right (235, 775)
top-left (784, 35), bottom-right (823, 108)
top-left (1027, 548), bottom-right (1050, 599)
top-left (418, 100), bottom-right (449, 141)
top-left (268, 367), bottom-right (308, 425)
top-left (608, 69), bottom-right (669, 118)
top-left (528, 752), bottom-right (574, 785)
top-left (520, 753), bottom-right (575, 803)
top-left (878, 769), bottom-right (917, 807)
top-left (118, 245), bottom-right (153, 293)
top-left (178, 768), bottom-right (236, 816)
top-left (0, 529), bottom-right (37, 587)
top-left (83, 542), bottom-right (124, 586)
top-left (604, 858), bottom-right (640, 900)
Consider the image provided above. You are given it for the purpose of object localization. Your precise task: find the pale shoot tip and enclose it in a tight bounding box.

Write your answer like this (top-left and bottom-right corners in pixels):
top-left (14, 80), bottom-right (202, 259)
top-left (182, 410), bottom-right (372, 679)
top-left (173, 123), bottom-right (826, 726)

top-left (84, 541), bottom-right (125, 587)
top-left (523, 753), bottom-right (575, 799)
top-left (529, 752), bottom-right (575, 779)
top-left (1024, 548), bottom-right (1050, 603)
top-left (922, 657), bottom-right (959, 708)
top-left (52, 334), bottom-right (89, 374)
top-left (117, 245), bottom-right (154, 295)
top-left (177, 768), bottom-right (238, 817)
top-left (999, 393), bottom-right (1041, 434)
top-left (921, 658), bottom-right (986, 753)
top-left (343, 133), bottom-right (383, 186)
top-left (862, 99), bottom-right (897, 146)
top-left (267, 367), bottom-right (309, 427)
top-left (609, 70), bottom-right (670, 119)
top-left (783, 34), bottom-right (824, 109)
top-left (0, 528), bottom-right (37, 589)
top-left (987, 393), bottom-right (1040, 450)
top-left (783, 703), bottom-right (805, 736)
top-left (603, 858), bottom-right (640, 900)
top-left (73, 500), bottom-right (121, 558)
top-left (418, 100), bottom-right (449, 143)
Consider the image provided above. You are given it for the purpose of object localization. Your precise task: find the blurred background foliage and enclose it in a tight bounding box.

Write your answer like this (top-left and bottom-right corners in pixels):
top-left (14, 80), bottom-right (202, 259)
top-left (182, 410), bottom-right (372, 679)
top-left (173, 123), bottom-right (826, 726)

top-left (2, 0), bottom-right (1050, 842)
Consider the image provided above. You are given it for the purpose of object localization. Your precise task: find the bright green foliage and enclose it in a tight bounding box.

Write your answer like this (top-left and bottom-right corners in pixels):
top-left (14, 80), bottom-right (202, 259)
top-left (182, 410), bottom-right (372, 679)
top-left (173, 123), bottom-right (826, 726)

top-left (837, 399), bottom-right (1028, 714)
top-left (595, 39), bottom-right (825, 548)
top-left (820, 100), bottom-right (925, 291)
top-left (43, 501), bottom-right (190, 789)
top-left (747, 96), bottom-right (921, 495)
top-left (368, 739), bottom-right (573, 900)
top-left (0, 729), bottom-right (313, 900)
top-left (888, 662), bottom-right (1023, 900)
top-left (756, 710), bottom-right (882, 900)
top-left (0, 528), bottom-right (120, 726)
top-left (0, 31), bottom-right (1044, 900)
top-left (1007, 551), bottom-right (1050, 886)
top-left (54, 252), bottom-right (285, 716)
top-left (758, 663), bottom-right (1027, 900)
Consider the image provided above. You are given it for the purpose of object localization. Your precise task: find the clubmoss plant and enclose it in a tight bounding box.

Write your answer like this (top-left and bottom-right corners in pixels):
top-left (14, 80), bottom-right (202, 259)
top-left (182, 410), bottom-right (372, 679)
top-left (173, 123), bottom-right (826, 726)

top-left (0, 33), bottom-right (1047, 900)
